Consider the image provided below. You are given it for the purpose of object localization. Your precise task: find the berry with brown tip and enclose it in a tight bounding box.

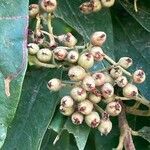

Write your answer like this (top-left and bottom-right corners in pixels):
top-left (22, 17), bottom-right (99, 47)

top-left (40, 0), bottom-right (57, 13)
top-left (47, 78), bottom-right (62, 91)
top-left (53, 47), bottom-right (68, 61)
top-left (115, 76), bottom-right (128, 88)
top-left (106, 101), bottom-right (122, 116)
top-left (59, 106), bottom-right (74, 116)
top-left (29, 4), bottom-right (40, 17)
top-left (85, 111), bottom-right (100, 128)
top-left (78, 52), bottom-right (94, 69)
top-left (71, 112), bottom-right (84, 125)
top-left (133, 69), bottom-right (146, 84)
top-left (90, 31), bottom-right (106, 46)
top-left (110, 66), bottom-right (123, 79)
top-left (27, 43), bottom-right (39, 55)
top-left (57, 32), bottom-right (77, 48)
top-left (68, 66), bottom-right (86, 81)
top-left (78, 100), bottom-right (93, 115)
top-left (92, 72), bottom-right (106, 86)
top-left (101, 83), bottom-right (114, 99)
top-left (67, 50), bottom-right (79, 63)
top-left (60, 96), bottom-right (74, 108)
top-left (82, 75), bottom-right (96, 91)
top-left (70, 87), bottom-right (87, 102)
top-left (90, 46), bottom-right (105, 61)
top-left (79, 1), bottom-right (93, 14)
top-left (118, 57), bottom-right (133, 69)
top-left (98, 118), bottom-right (112, 135)
top-left (90, 0), bottom-right (102, 12)
top-left (123, 83), bottom-right (138, 98)
top-left (37, 48), bottom-right (52, 62)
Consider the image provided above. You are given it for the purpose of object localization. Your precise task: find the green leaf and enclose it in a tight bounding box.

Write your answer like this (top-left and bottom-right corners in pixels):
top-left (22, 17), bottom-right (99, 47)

top-left (0, 0), bottom-right (28, 148)
top-left (2, 68), bottom-right (62, 150)
top-left (138, 127), bottom-right (150, 143)
top-left (64, 119), bottom-right (90, 150)
top-left (119, 0), bottom-right (150, 32)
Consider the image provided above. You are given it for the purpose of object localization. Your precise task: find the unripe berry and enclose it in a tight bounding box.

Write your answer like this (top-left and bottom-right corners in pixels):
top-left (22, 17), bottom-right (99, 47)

top-left (82, 75), bottom-right (96, 91)
top-left (37, 48), bottom-right (52, 62)
top-left (79, 2), bottom-right (93, 14)
top-left (92, 72), bottom-right (106, 86)
top-left (60, 96), bottom-right (74, 108)
top-left (57, 33), bottom-right (77, 48)
top-left (29, 4), bottom-right (40, 17)
top-left (53, 47), bottom-right (68, 61)
top-left (98, 119), bottom-right (112, 135)
top-left (110, 66), bottom-right (123, 79)
top-left (90, 46), bottom-right (104, 61)
top-left (67, 50), bottom-right (79, 63)
top-left (71, 112), bottom-right (84, 125)
top-left (104, 73), bottom-right (114, 85)
top-left (59, 106), bottom-right (74, 116)
top-left (90, 31), bottom-right (106, 46)
top-left (123, 83), bottom-right (138, 98)
top-left (88, 93), bottom-right (101, 103)
top-left (90, 0), bottom-right (102, 12)
top-left (133, 69), bottom-right (146, 84)
top-left (101, 83), bottom-right (114, 99)
top-left (68, 66), bottom-right (86, 81)
top-left (78, 100), bottom-right (93, 115)
top-left (115, 76), bottom-right (128, 88)
top-left (27, 43), bottom-right (39, 55)
top-left (78, 53), bottom-right (94, 69)
top-left (40, 0), bottom-right (57, 13)
top-left (106, 101), bottom-right (122, 116)
top-left (101, 0), bottom-right (115, 7)
top-left (70, 87), bottom-right (87, 102)
top-left (85, 111), bottom-right (100, 128)
top-left (118, 57), bottom-right (133, 69)
top-left (47, 78), bottom-right (62, 91)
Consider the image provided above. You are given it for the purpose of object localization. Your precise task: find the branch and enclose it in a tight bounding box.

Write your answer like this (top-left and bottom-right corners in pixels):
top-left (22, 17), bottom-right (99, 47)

top-left (115, 101), bottom-right (136, 150)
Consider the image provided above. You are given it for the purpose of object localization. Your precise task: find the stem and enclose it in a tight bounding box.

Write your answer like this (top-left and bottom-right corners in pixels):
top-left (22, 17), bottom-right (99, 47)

top-left (104, 55), bottom-right (132, 77)
top-left (134, 0), bottom-right (138, 12)
top-left (126, 107), bottom-right (150, 116)
top-left (115, 96), bottom-right (130, 101)
top-left (115, 101), bottom-right (136, 150)
top-left (35, 14), bottom-right (41, 31)
top-left (94, 104), bottom-right (105, 113)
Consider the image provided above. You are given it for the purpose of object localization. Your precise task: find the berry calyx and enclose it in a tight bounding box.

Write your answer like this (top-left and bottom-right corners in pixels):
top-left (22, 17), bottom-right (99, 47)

top-left (110, 66), bottom-right (123, 79)
top-left (133, 69), bottom-right (146, 84)
top-left (115, 76), bottom-right (128, 88)
top-left (106, 101), bottom-right (122, 116)
top-left (91, 0), bottom-right (102, 12)
top-left (118, 57), bottom-right (133, 69)
top-left (67, 50), bottom-right (79, 63)
top-left (71, 112), bottom-right (84, 125)
top-left (29, 4), bottom-right (40, 17)
top-left (78, 100), bottom-right (93, 115)
top-left (92, 72), bottom-right (106, 86)
top-left (40, 0), bottom-right (57, 13)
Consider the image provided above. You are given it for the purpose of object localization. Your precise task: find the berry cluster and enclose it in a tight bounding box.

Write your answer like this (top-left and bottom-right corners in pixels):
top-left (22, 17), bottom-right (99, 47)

top-left (80, 0), bottom-right (115, 14)
top-left (47, 31), bottom-right (146, 135)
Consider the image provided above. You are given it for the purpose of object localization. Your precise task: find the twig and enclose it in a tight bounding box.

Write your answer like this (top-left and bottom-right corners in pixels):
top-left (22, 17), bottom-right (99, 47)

top-left (134, 0), bottom-right (138, 12)
top-left (94, 104), bottom-right (105, 113)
